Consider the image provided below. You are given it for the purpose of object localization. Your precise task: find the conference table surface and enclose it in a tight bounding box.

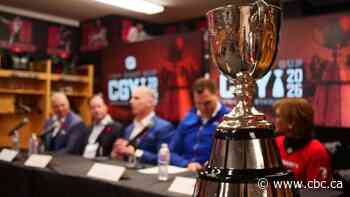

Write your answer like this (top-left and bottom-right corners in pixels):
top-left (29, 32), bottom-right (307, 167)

top-left (0, 151), bottom-right (345, 197)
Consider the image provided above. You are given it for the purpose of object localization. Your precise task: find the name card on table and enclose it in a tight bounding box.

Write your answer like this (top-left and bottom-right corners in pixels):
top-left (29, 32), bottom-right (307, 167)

top-left (0, 149), bottom-right (18, 162)
top-left (168, 177), bottom-right (196, 195)
top-left (138, 165), bottom-right (188, 174)
top-left (24, 154), bottom-right (52, 168)
top-left (87, 163), bottom-right (126, 182)
top-left (83, 143), bottom-right (99, 159)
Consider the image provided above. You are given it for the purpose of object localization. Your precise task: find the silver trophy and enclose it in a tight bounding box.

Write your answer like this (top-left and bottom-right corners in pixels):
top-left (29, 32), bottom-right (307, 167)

top-left (194, 1), bottom-right (297, 196)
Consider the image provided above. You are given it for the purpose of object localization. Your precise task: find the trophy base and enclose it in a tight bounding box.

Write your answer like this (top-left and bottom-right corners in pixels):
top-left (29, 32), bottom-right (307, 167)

top-left (194, 171), bottom-right (297, 197)
top-left (209, 127), bottom-right (281, 170)
top-left (193, 127), bottom-right (298, 197)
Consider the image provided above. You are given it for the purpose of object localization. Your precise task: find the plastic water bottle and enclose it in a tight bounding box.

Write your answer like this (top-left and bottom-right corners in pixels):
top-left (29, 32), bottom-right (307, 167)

top-left (28, 133), bottom-right (39, 156)
top-left (158, 143), bottom-right (170, 181)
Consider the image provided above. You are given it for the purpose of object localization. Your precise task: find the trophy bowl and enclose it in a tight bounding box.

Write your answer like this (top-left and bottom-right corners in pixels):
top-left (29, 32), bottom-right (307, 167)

top-left (207, 0), bottom-right (282, 127)
top-left (207, 1), bottom-right (281, 80)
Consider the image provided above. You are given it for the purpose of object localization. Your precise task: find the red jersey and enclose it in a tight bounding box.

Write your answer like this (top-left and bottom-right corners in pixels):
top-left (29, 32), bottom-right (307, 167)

top-left (275, 136), bottom-right (332, 182)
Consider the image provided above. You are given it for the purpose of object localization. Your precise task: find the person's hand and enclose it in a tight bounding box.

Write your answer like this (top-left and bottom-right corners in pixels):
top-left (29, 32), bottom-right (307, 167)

top-left (187, 162), bottom-right (202, 172)
top-left (117, 144), bottom-right (135, 156)
top-left (111, 138), bottom-right (129, 158)
top-left (115, 138), bottom-right (128, 147)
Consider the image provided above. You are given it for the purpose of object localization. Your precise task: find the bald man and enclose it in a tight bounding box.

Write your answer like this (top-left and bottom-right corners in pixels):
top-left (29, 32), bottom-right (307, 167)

top-left (111, 86), bottom-right (174, 164)
top-left (82, 94), bottom-right (123, 158)
top-left (42, 92), bottom-right (87, 154)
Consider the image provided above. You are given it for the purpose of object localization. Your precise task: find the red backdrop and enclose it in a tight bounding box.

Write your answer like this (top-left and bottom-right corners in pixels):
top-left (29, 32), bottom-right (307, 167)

top-left (102, 32), bottom-right (203, 122)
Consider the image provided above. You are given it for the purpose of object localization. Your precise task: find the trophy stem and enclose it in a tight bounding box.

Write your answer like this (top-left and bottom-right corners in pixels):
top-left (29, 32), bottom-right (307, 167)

top-left (222, 71), bottom-right (271, 129)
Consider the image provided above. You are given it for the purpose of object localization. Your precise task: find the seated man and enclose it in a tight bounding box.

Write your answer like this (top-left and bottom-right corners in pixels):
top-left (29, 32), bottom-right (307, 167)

top-left (111, 86), bottom-right (174, 164)
top-left (42, 92), bottom-right (87, 154)
top-left (82, 94), bottom-right (123, 158)
top-left (273, 98), bottom-right (332, 182)
top-left (170, 78), bottom-right (230, 172)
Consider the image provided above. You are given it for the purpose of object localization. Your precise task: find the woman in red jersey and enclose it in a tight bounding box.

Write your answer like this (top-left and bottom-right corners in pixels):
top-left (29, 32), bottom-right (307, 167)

top-left (273, 98), bottom-right (332, 182)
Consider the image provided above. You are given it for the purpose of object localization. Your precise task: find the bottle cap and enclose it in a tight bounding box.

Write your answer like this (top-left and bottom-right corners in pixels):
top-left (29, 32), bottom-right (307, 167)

top-left (32, 133), bottom-right (37, 140)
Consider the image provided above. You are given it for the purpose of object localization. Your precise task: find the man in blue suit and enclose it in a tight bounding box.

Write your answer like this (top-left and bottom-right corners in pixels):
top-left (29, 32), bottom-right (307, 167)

top-left (42, 92), bottom-right (87, 155)
top-left (111, 86), bottom-right (174, 164)
top-left (170, 78), bottom-right (230, 171)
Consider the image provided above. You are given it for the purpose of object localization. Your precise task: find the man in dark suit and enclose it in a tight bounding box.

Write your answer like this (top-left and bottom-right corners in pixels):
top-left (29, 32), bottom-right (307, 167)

top-left (111, 86), bottom-right (174, 164)
top-left (82, 94), bottom-right (122, 158)
top-left (42, 92), bottom-right (87, 155)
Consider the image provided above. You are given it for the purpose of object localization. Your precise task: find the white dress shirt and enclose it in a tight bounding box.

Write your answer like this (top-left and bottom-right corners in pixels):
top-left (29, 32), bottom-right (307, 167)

top-left (51, 115), bottom-right (65, 137)
top-left (129, 112), bottom-right (155, 140)
top-left (88, 115), bottom-right (113, 144)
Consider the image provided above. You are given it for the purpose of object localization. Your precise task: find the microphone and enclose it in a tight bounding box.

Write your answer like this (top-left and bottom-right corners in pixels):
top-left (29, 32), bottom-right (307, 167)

top-left (17, 102), bottom-right (32, 113)
top-left (18, 103), bottom-right (31, 113)
top-left (39, 119), bottom-right (60, 138)
top-left (8, 117), bottom-right (29, 136)
top-left (127, 121), bottom-right (154, 147)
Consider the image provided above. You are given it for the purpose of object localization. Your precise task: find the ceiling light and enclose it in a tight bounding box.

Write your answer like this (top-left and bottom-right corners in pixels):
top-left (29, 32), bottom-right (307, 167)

top-left (96, 0), bottom-right (164, 15)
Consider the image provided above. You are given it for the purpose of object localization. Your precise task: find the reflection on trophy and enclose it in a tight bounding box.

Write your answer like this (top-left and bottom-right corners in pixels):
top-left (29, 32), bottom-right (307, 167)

top-left (194, 0), bottom-right (297, 197)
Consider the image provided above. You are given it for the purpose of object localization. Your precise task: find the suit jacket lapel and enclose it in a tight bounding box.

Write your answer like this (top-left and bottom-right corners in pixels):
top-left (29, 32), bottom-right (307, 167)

top-left (136, 116), bottom-right (156, 146)
top-left (62, 112), bottom-right (72, 131)
top-left (96, 124), bottom-right (110, 143)
top-left (124, 124), bottom-right (134, 140)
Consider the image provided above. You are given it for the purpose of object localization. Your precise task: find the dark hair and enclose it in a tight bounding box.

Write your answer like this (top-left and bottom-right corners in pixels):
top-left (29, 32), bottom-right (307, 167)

top-left (192, 77), bottom-right (217, 94)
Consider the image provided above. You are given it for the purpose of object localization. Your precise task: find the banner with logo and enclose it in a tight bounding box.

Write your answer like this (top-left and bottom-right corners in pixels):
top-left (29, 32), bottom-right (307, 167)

top-left (210, 13), bottom-right (350, 128)
top-left (80, 19), bottom-right (108, 52)
top-left (0, 15), bottom-right (36, 52)
top-left (121, 19), bottom-right (152, 43)
top-left (47, 25), bottom-right (73, 58)
top-left (102, 32), bottom-right (203, 122)
top-left (0, 12), bottom-right (80, 59)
